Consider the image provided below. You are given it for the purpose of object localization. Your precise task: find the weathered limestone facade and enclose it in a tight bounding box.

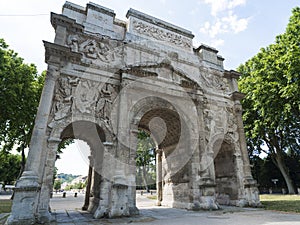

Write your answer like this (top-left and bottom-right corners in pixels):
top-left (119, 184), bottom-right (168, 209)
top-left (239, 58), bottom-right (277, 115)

top-left (7, 2), bottom-right (260, 224)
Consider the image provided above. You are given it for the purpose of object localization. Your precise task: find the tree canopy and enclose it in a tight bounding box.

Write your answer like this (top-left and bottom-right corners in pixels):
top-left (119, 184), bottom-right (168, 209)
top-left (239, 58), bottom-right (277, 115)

top-left (0, 38), bottom-right (44, 173)
top-left (0, 151), bottom-right (21, 185)
top-left (237, 7), bottom-right (300, 194)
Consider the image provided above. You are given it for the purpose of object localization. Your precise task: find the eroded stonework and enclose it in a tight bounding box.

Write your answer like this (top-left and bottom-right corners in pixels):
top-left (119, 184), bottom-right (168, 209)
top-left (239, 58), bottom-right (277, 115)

top-left (7, 2), bottom-right (260, 224)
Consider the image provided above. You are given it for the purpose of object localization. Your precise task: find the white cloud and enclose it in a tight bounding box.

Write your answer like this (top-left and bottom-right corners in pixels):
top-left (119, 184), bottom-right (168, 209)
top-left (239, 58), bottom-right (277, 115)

top-left (202, 0), bottom-right (246, 16)
top-left (200, 0), bottom-right (249, 41)
top-left (210, 38), bottom-right (225, 48)
top-left (202, 0), bottom-right (227, 16)
top-left (228, 0), bottom-right (246, 9)
top-left (222, 11), bottom-right (248, 33)
top-left (200, 12), bottom-right (249, 37)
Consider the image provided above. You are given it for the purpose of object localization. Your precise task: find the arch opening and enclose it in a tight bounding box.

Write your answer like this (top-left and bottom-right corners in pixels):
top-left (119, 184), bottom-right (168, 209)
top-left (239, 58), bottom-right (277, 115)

top-left (50, 120), bottom-right (106, 214)
top-left (214, 142), bottom-right (238, 205)
top-left (133, 99), bottom-right (192, 208)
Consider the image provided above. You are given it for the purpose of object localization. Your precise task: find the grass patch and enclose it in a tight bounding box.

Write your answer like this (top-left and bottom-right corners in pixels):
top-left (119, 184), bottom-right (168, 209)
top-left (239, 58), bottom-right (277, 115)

top-left (260, 194), bottom-right (300, 213)
top-left (0, 199), bottom-right (12, 213)
top-left (147, 195), bottom-right (157, 200)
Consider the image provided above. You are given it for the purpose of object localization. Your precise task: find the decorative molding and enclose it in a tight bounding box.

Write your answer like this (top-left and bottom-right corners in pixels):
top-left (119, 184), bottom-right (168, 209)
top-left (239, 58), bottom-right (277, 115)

top-left (127, 8), bottom-right (194, 39)
top-left (13, 186), bottom-right (41, 192)
top-left (51, 13), bottom-right (84, 32)
top-left (43, 41), bottom-right (82, 64)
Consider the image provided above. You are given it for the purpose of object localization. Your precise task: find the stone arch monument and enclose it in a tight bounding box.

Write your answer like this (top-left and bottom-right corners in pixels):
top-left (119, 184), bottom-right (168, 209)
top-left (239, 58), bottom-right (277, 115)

top-left (7, 2), bottom-right (260, 224)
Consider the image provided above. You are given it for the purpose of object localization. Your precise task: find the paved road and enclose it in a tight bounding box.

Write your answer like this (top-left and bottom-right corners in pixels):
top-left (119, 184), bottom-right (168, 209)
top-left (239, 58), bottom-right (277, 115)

top-left (2, 192), bottom-right (300, 224)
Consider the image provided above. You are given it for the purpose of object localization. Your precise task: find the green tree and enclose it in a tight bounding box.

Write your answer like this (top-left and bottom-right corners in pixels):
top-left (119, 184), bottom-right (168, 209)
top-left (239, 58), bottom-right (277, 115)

top-left (53, 179), bottom-right (62, 192)
top-left (136, 130), bottom-right (156, 192)
top-left (73, 181), bottom-right (85, 190)
top-left (0, 151), bottom-right (21, 184)
top-left (0, 38), bottom-right (45, 174)
top-left (237, 7), bottom-right (300, 194)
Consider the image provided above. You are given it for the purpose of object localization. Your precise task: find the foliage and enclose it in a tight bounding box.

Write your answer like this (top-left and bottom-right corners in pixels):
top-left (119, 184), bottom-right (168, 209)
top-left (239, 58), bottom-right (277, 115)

top-left (64, 182), bottom-right (86, 191)
top-left (0, 38), bottom-right (45, 171)
top-left (57, 138), bottom-right (74, 154)
top-left (73, 181), bottom-right (85, 189)
top-left (237, 7), bottom-right (300, 194)
top-left (251, 154), bottom-right (300, 193)
top-left (57, 173), bottom-right (80, 183)
top-left (260, 194), bottom-right (300, 213)
top-left (0, 151), bottom-right (21, 184)
top-left (136, 130), bottom-right (156, 191)
top-left (53, 179), bottom-right (62, 191)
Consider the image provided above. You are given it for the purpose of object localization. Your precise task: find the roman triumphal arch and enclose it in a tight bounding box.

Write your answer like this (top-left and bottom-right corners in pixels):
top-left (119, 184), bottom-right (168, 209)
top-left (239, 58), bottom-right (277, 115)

top-left (7, 2), bottom-right (260, 224)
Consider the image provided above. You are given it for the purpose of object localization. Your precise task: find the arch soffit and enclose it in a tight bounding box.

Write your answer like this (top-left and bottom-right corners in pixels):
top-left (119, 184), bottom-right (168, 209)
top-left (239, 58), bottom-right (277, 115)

top-left (49, 115), bottom-right (114, 144)
top-left (129, 96), bottom-right (177, 127)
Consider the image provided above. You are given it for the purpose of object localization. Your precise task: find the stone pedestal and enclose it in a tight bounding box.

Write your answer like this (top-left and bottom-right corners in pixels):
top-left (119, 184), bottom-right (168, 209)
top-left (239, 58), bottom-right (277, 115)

top-left (199, 179), bottom-right (219, 210)
top-left (109, 175), bottom-right (131, 217)
top-left (244, 178), bottom-right (261, 207)
top-left (6, 171), bottom-right (40, 225)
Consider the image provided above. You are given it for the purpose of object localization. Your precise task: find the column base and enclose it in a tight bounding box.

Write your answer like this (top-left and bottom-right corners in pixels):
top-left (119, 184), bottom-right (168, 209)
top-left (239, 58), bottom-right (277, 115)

top-left (199, 179), bottom-right (220, 210)
top-left (129, 206), bottom-right (139, 216)
top-left (244, 178), bottom-right (262, 207)
top-left (6, 171), bottom-right (40, 225)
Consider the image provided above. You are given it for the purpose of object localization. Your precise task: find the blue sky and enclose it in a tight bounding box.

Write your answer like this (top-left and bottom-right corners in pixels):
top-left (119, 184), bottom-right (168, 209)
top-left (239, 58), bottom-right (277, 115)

top-left (1, 0), bottom-right (299, 73)
top-left (1, 0), bottom-right (299, 175)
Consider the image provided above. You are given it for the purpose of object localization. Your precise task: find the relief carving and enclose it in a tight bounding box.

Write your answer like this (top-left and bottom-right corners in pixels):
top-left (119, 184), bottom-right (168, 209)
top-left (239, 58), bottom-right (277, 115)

top-left (74, 79), bottom-right (100, 114)
top-left (49, 76), bottom-right (118, 130)
top-left (95, 83), bottom-right (117, 122)
top-left (201, 70), bottom-right (230, 92)
top-left (52, 76), bottom-right (73, 121)
top-left (132, 20), bottom-right (192, 49)
top-left (201, 106), bottom-right (241, 177)
top-left (66, 34), bottom-right (123, 63)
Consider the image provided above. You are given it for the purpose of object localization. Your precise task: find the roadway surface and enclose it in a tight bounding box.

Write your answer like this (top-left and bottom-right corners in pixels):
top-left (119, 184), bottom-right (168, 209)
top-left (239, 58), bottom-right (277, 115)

top-left (2, 192), bottom-right (300, 224)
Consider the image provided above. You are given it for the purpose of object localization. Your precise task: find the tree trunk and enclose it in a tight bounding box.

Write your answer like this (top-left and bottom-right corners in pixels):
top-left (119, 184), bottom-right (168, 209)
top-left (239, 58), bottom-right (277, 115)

top-left (273, 154), bottom-right (296, 194)
top-left (142, 166), bottom-right (149, 192)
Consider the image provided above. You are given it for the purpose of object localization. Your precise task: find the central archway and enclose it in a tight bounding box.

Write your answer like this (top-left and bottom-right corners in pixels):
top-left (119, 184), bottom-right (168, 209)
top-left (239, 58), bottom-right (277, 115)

top-left (130, 96), bottom-right (194, 208)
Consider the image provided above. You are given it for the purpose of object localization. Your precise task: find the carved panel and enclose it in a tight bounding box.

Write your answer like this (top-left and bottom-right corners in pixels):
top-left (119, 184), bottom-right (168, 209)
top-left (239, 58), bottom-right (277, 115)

top-left (49, 76), bottom-right (118, 132)
top-left (66, 34), bottom-right (124, 64)
top-left (132, 20), bottom-right (192, 49)
top-left (201, 69), bottom-right (230, 92)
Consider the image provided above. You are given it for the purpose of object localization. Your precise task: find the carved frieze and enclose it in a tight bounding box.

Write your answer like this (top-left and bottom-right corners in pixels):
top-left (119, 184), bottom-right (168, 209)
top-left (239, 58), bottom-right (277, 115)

top-left (66, 34), bottom-right (124, 64)
top-left (132, 20), bottom-right (192, 49)
top-left (49, 76), bottom-right (118, 132)
top-left (201, 69), bottom-right (230, 92)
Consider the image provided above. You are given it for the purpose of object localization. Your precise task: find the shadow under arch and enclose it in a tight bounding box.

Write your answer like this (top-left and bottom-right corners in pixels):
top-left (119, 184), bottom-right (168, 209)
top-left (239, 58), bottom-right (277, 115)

top-left (214, 137), bottom-right (240, 206)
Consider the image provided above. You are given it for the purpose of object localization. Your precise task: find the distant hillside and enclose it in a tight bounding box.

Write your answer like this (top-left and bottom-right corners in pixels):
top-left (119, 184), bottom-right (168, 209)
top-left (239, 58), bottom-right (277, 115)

top-left (57, 173), bottom-right (80, 183)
